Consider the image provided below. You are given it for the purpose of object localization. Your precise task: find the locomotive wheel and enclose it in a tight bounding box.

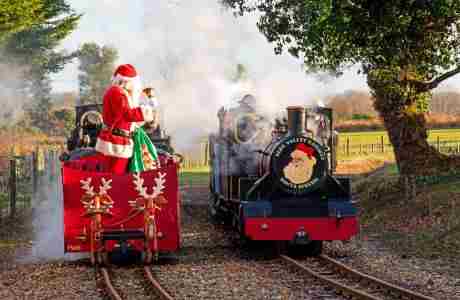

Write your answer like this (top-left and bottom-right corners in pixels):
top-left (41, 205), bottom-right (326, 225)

top-left (303, 241), bottom-right (323, 257)
top-left (101, 251), bottom-right (109, 265)
top-left (208, 194), bottom-right (230, 225)
top-left (289, 240), bottom-right (323, 257)
top-left (144, 250), bottom-right (153, 264)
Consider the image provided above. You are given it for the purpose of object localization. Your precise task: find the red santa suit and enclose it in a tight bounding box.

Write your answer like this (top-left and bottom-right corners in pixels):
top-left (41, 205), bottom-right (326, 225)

top-left (95, 64), bottom-right (156, 174)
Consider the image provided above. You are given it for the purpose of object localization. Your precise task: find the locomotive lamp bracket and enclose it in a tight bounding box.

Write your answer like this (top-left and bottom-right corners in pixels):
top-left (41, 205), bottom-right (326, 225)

top-left (335, 210), bottom-right (343, 228)
top-left (293, 228), bottom-right (310, 245)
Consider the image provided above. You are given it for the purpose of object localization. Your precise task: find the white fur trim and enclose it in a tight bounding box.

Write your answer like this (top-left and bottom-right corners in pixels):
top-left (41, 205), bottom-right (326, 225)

top-left (95, 138), bottom-right (133, 158)
top-left (111, 74), bottom-right (142, 108)
top-left (140, 105), bottom-right (155, 122)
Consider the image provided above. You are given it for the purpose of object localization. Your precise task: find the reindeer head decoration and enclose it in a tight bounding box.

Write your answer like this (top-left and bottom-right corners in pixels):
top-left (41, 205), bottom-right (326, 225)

top-left (130, 172), bottom-right (167, 212)
top-left (80, 177), bottom-right (114, 215)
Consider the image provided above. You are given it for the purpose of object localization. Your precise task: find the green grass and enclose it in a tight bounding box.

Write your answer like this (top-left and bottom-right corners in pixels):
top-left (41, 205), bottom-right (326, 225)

top-left (0, 193), bottom-right (7, 209)
top-left (179, 167), bottom-right (210, 186)
top-left (339, 128), bottom-right (460, 145)
top-left (356, 172), bottom-right (460, 263)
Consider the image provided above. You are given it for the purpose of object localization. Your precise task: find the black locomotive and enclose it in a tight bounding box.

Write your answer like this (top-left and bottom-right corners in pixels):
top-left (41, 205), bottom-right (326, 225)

top-left (209, 100), bottom-right (358, 256)
top-left (63, 103), bottom-right (174, 159)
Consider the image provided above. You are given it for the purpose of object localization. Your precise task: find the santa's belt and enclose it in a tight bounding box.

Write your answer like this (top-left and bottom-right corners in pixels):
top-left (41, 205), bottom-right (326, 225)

top-left (103, 125), bottom-right (133, 138)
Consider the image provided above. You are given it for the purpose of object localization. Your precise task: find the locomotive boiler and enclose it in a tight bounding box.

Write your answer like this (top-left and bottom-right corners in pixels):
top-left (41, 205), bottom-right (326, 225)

top-left (209, 103), bottom-right (358, 255)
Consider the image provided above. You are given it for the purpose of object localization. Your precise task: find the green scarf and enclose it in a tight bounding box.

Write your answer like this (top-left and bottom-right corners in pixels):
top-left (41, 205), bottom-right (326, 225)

top-left (129, 126), bottom-right (159, 173)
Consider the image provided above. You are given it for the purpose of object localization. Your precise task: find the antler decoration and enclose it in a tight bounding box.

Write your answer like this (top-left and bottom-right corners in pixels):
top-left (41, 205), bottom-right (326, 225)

top-left (99, 178), bottom-right (112, 195)
top-left (81, 178), bottom-right (95, 197)
top-left (130, 172), bottom-right (167, 212)
top-left (80, 177), bottom-right (114, 215)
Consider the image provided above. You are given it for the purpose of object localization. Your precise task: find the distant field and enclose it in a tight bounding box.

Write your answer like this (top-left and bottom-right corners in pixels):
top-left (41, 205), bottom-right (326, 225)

top-left (179, 167), bottom-right (209, 186)
top-left (339, 128), bottom-right (460, 145)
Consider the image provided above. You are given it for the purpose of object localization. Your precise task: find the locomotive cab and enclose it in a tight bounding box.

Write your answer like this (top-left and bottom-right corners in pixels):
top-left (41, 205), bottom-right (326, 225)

top-left (63, 103), bottom-right (175, 159)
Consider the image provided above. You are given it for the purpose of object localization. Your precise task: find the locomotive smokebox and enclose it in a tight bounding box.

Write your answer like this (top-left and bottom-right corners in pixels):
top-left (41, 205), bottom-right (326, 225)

top-left (287, 106), bottom-right (305, 136)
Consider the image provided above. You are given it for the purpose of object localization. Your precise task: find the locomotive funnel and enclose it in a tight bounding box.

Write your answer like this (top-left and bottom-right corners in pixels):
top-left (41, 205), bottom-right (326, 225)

top-left (287, 106), bottom-right (305, 136)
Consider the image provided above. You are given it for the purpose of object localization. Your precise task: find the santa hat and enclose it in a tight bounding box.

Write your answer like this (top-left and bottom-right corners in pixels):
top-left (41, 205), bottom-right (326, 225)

top-left (111, 64), bottom-right (142, 92)
top-left (112, 64), bottom-right (139, 81)
top-left (295, 143), bottom-right (315, 158)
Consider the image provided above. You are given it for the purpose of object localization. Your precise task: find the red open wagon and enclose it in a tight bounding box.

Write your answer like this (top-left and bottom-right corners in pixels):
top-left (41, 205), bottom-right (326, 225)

top-left (62, 154), bottom-right (180, 264)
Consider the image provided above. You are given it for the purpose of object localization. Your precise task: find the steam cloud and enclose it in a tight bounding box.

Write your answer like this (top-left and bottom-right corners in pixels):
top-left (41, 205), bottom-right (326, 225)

top-left (57, 0), bottom-right (368, 154)
top-left (0, 58), bottom-right (29, 125)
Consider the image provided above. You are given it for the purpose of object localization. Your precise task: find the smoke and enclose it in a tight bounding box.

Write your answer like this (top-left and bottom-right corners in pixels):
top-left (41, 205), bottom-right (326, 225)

top-left (0, 58), bottom-right (29, 125)
top-left (58, 0), bottom-right (369, 154)
top-left (16, 152), bottom-right (66, 262)
top-left (132, 1), bottom-right (367, 152)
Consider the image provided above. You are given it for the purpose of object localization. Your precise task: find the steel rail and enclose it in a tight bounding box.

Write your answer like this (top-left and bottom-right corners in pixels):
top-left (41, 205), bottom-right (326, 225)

top-left (280, 255), bottom-right (381, 300)
top-left (319, 254), bottom-right (436, 300)
top-left (100, 267), bottom-right (123, 300)
top-left (144, 266), bottom-right (175, 300)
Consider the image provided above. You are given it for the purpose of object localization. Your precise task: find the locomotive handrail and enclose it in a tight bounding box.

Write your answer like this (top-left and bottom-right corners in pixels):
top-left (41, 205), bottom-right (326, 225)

top-left (245, 172), bottom-right (270, 200)
top-left (79, 110), bottom-right (103, 127)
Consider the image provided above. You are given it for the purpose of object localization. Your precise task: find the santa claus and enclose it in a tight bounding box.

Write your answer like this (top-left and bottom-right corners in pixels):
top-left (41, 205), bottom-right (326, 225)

top-left (283, 144), bottom-right (317, 184)
top-left (95, 64), bottom-right (157, 174)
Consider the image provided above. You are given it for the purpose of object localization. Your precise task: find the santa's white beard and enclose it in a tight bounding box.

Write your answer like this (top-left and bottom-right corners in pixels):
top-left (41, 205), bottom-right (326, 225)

top-left (283, 159), bottom-right (316, 184)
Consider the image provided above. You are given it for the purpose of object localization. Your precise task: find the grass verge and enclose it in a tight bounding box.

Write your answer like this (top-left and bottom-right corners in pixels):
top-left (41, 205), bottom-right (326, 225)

top-left (355, 167), bottom-right (460, 263)
top-left (179, 167), bottom-right (210, 187)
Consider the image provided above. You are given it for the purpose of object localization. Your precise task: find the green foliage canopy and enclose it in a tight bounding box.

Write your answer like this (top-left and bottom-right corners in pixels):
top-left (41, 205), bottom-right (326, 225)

top-left (0, 0), bottom-right (80, 132)
top-left (0, 0), bottom-right (45, 41)
top-left (222, 1), bottom-right (460, 86)
top-left (77, 42), bottom-right (118, 104)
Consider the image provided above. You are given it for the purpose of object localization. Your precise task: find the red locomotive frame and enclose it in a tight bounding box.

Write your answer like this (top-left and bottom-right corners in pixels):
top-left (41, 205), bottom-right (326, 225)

top-left (62, 154), bottom-right (180, 264)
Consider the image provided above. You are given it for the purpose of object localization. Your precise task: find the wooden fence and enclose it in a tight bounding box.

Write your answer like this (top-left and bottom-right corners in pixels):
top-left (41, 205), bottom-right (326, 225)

top-left (337, 136), bottom-right (460, 157)
top-left (180, 136), bottom-right (460, 169)
top-left (0, 147), bottom-right (60, 218)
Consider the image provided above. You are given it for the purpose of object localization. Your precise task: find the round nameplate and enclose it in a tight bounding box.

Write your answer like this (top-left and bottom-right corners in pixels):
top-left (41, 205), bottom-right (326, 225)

top-left (271, 136), bottom-right (328, 195)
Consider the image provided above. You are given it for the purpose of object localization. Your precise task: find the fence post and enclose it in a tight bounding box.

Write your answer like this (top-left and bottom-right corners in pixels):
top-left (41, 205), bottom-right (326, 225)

top-left (32, 151), bottom-right (38, 193)
top-left (381, 136), bottom-right (384, 153)
top-left (49, 150), bottom-right (56, 179)
top-left (346, 137), bottom-right (350, 156)
top-left (9, 158), bottom-right (16, 217)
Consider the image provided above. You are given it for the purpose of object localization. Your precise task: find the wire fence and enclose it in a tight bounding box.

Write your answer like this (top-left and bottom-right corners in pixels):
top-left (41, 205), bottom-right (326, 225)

top-left (0, 148), bottom-right (60, 219)
top-left (337, 136), bottom-right (460, 157)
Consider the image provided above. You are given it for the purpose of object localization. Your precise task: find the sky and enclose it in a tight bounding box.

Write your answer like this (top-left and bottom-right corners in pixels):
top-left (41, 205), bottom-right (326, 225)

top-left (49, 0), bottom-right (460, 150)
top-left (51, 0), bottom-right (371, 95)
top-left (51, 0), bottom-right (460, 95)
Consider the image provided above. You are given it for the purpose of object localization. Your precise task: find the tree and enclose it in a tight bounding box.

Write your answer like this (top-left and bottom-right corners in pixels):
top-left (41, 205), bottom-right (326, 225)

top-left (77, 43), bottom-right (118, 104)
top-left (222, 0), bottom-right (460, 176)
top-left (0, 0), bottom-right (45, 41)
top-left (50, 107), bottom-right (75, 136)
top-left (1, 0), bottom-right (80, 132)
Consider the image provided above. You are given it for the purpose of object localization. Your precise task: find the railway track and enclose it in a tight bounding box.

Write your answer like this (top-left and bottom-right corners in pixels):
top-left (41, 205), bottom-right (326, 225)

top-left (100, 266), bottom-right (174, 300)
top-left (281, 254), bottom-right (436, 300)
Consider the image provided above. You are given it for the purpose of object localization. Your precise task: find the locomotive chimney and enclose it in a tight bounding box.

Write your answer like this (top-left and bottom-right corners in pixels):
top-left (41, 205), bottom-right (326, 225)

top-left (287, 106), bottom-right (305, 136)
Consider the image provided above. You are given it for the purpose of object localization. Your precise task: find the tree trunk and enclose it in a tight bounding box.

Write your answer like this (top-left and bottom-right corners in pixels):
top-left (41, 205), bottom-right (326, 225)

top-left (367, 69), bottom-right (460, 177)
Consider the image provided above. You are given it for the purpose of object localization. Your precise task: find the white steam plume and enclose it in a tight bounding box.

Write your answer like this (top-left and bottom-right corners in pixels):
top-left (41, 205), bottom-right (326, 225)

top-left (60, 0), bottom-right (369, 154)
top-left (0, 58), bottom-right (29, 125)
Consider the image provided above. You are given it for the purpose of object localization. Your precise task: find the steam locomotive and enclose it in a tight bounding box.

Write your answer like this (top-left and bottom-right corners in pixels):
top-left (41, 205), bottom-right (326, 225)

top-left (60, 103), bottom-right (180, 265)
top-left (209, 101), bottom-right (358, 255)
